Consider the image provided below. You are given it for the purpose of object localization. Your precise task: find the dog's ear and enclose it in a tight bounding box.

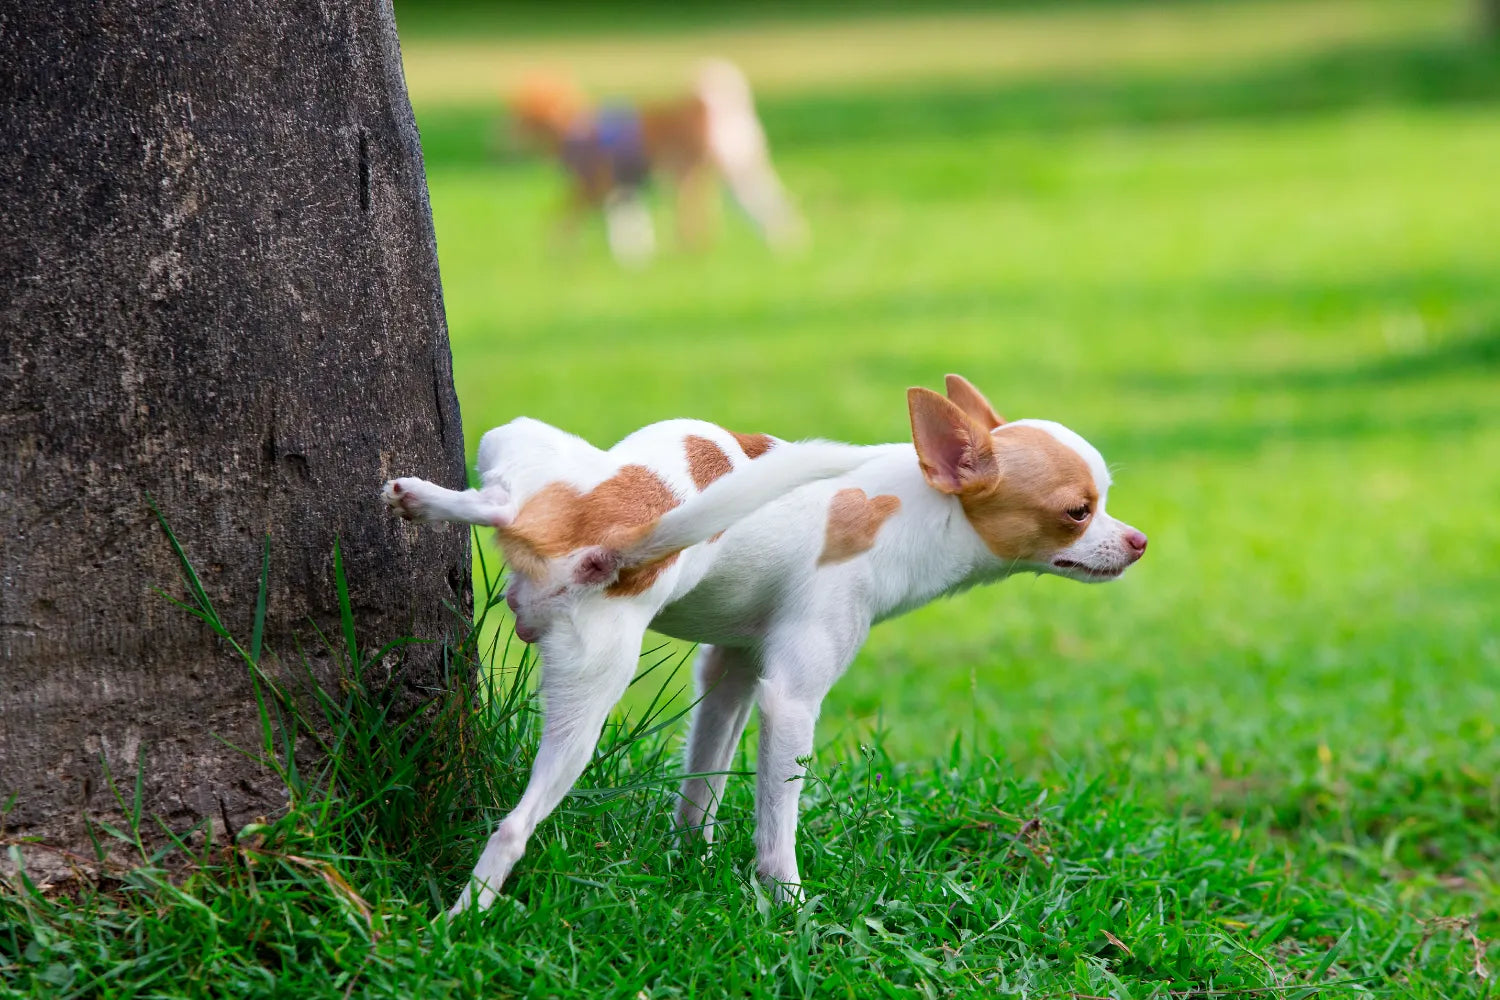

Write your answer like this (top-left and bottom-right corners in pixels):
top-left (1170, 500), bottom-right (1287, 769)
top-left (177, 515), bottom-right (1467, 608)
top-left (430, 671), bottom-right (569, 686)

top-left (943, 374), bottom-right (1005, 430)
top-left (908, 387), bottom-right (999, 495)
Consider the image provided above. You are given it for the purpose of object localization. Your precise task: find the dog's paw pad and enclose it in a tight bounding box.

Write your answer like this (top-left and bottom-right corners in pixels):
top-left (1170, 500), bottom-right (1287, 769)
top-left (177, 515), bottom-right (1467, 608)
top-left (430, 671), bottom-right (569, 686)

top-left (382, 478), bottom-right (426, 520)
top-left (478, 488), bottom-right (516, 529)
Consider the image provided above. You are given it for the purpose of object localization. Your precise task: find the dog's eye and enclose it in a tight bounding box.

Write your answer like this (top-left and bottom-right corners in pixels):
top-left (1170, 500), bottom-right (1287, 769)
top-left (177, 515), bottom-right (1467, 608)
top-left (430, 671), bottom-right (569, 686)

top-left (1066, 505), bottom-right (1091, 522)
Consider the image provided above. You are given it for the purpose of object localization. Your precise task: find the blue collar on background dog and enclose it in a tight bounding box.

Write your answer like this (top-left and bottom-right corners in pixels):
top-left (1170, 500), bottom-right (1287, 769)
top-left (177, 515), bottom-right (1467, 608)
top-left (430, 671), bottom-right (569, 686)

top-left (563, 106), bottom-right (649, 189)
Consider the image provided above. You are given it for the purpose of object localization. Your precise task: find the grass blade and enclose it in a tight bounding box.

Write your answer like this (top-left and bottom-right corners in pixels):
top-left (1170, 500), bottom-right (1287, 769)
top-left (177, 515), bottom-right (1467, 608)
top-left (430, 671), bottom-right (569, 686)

top-left (333, 536), bottom-right (359, 670)
top-left (250, 533), bottom-right (271, 665)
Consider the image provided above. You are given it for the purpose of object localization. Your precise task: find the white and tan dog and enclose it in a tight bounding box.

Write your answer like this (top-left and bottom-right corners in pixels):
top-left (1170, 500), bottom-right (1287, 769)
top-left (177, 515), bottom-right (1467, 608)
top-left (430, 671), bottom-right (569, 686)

top-left (511, 59), bottom-right (805, 265)
top-left (383, 376), bottom-right (1146, 914)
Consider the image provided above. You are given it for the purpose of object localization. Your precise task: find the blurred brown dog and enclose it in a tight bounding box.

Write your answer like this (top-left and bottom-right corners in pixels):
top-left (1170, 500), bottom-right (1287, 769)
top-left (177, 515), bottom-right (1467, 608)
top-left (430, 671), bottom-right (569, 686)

top-left (511, 60), bottom-right (805, 265)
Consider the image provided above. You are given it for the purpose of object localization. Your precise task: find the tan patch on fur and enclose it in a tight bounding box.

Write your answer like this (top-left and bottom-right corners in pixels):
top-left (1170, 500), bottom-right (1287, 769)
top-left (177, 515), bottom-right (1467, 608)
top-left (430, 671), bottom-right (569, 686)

top-left (640, 98), bottom-right (711, 167)
top-left (959, 426), bottom-right (1096, 561)
top-left (731, 431), bottom-right (774, 459)
top-left (499, 465), bottom-right (680, 582)
top-left (607, 552), bottom-right (680, 596)
top-left (819, 488), bottom-right (902, 565)
top-left (684, 435), bottom-right (733, 490)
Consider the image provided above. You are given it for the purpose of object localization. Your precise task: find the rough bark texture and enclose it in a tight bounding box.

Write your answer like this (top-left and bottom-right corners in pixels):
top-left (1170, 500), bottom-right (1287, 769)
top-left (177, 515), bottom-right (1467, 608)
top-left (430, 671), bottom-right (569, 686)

top-left (0, 0), bottom-right (469, 857)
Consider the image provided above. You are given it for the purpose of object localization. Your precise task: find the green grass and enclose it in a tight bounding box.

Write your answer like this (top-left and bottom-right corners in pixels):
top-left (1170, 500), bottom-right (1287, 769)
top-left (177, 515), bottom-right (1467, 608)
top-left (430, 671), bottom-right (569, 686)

top-left (7, 544), bottom-right (1489, 998)
top-left (6, 1), bottom-right (1500, 996)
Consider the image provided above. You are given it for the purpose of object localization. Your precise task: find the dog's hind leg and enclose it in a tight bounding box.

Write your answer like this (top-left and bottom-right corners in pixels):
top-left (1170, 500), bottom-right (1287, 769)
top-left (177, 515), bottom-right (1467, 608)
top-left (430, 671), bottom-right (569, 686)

top-left (449, 602), bottom-right (651, 915)
top-left (674, 645), bottom-right (758, 844)
top-left (382, 477), bottom-right (516, 528)
top-left (753, 619), bottom-right (866, 902)
top-left (721, 158), bottom-right (805, 250)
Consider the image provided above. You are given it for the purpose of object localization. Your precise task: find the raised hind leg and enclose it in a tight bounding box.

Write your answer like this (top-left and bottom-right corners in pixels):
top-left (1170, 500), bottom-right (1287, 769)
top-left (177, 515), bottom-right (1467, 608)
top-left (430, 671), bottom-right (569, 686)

top-left (449, 601), bottom-right (651, 915)
top-left (382, 477), bottom-right (515, 527)
top-left (674, 645), bottom-right (759, 843)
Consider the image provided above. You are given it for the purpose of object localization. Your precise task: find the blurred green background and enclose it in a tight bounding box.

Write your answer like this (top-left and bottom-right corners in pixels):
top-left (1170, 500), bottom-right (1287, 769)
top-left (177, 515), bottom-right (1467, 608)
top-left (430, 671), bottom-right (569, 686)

top-left (394, 0), bottom-right (1500, 829)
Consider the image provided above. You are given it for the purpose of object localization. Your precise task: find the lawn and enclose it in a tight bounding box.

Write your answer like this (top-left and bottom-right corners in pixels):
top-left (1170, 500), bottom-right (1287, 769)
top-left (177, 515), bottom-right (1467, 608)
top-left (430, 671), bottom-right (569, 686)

top-left (6, 1), bottom-right (1500, 996)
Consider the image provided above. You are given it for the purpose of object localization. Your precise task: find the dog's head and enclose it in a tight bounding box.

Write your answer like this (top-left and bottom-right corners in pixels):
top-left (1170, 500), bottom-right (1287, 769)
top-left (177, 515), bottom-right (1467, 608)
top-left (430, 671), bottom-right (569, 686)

top-left (908, 375), bottom-right (1147, 582)
top-left (510, 73), bottom-right (590, 145)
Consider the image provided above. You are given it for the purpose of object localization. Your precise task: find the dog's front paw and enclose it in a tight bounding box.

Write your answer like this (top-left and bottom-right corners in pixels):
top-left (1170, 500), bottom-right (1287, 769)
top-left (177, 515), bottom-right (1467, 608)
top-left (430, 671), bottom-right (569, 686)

top-left (769, 878), bottom-right (804, 905)
top-left (447, 882), bottom-right (493, 919)
top-left (382, 477), bottom-right (430, 521)
top-left (448, 831), bottom-right (523, 917)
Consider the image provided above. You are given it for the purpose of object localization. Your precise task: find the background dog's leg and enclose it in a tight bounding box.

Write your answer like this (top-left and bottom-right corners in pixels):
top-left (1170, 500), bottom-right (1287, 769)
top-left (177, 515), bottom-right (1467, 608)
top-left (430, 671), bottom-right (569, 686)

top-left (672, 163), bottom-right (719, 251)
top-left (382, 477), bottom-right (515, 527)
top-left (674, 645), bottom-right (759, 844)
top-left (549, 187), bottom-right (591, 257)
top-left (719, 155), bottom-right (806, 250)
top-left (753, 625), bottom-right (864, 902)
top-left (450, 605), bottom-right (650, 915)
top-left (603, 191), bottom-right (656, 266)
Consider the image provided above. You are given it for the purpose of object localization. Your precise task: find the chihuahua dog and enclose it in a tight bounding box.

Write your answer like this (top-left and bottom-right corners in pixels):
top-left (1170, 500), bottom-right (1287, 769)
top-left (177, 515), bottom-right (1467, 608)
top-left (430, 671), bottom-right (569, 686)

top-left (510, 59), bottom-right (805, 265)
top-left (383, 376), bottom-right (1146, 914)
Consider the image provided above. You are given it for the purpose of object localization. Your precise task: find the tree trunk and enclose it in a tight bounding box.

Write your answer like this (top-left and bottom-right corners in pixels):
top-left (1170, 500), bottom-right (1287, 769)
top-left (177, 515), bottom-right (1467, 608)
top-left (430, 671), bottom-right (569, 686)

top-left (1485, 0), bottom-right (1500, 40)
top-left (0, 0), bottom-right (469, 863)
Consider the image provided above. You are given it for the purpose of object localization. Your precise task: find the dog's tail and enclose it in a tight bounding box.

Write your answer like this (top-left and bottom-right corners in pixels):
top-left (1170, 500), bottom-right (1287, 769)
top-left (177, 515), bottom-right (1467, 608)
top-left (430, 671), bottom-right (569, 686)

top-left (693, 59), bottom-right (807, 249)
top-left (621, 440), bottom-right (891, 567)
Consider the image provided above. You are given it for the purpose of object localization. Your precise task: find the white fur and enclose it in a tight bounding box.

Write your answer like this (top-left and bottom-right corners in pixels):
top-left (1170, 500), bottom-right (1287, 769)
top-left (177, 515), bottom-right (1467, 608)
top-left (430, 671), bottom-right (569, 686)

top-left (603, 191), bottom-right (656, 267)
top-left (383, 411), bottom-right (1143, 913)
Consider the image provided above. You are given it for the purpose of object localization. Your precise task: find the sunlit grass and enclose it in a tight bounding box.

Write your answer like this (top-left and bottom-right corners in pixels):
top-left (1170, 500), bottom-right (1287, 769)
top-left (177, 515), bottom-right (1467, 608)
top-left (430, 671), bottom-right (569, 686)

top-left (6, 2), bottom-right (1499, 995)
top-left (411, 7), bottom-right (1500, 992)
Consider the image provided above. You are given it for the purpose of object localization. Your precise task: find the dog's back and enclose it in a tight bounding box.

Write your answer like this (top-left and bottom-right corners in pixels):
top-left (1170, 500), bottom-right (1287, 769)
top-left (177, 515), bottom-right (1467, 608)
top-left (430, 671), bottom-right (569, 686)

top-left (473, 417), bottom-right (772, 582)
top-left (475, 416), bottom-right (890, 592)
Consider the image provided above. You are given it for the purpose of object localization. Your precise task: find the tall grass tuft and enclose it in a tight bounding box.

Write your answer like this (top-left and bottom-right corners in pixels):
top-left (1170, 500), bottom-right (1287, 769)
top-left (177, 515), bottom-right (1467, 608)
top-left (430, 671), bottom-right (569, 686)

top-left (1, 516), bottom-right (699, 997)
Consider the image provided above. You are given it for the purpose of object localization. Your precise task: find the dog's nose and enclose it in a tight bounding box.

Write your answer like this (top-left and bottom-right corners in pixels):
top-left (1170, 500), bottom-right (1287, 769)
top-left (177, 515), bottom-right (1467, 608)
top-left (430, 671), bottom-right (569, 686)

top-left (1124, 529), bottom-right (1148, 559)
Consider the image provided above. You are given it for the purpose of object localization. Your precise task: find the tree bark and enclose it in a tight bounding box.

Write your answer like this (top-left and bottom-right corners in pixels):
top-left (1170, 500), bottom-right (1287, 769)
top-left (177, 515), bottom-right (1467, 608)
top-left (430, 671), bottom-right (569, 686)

top-left (0, 1), bottom-right (469, 860)
top-left (1485, 0), bottom-right (1500, 40)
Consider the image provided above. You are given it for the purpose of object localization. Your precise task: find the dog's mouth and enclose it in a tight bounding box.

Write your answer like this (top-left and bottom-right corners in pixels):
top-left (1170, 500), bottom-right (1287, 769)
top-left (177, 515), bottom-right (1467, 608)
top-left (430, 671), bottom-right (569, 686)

top-left (1051, 559), bottom-right (1125, 581)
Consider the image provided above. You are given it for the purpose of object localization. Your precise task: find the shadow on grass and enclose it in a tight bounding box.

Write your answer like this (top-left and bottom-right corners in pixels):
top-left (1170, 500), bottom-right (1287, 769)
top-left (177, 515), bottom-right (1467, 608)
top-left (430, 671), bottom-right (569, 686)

top-left (761, 37), bottom-right (1500, 149)
top-left (450, 267), bottom-right (1500, 352)
top-left (1129, 324), bottom-right (1500, 395)
top-left (415, 38), bottom-right (1500, 168)
top-left (1106, 324), bottom-right (1500, 460)
top-left (396, 0), bottom-right (1226, 41)
top-left (1107, 406), bottom-right (1496, 465)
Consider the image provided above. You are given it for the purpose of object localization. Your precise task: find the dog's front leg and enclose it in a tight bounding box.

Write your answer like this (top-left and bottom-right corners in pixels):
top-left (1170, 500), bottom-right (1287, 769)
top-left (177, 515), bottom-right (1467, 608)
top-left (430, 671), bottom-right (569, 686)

top-left (753, 623), bottom-right (864, 902)
top-left (603, 191), bottom-right (656, 266)
top-left (449, 603), bottom-right (651, 916)
top-left (672, 163), bottom-right (719, 251)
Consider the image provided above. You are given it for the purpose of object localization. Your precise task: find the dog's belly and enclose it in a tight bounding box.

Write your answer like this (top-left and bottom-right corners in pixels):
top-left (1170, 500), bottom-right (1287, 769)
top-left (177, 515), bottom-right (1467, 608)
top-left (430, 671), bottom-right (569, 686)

top-left (648, 573), bottom-right (776, 647)
top-left (647, 500), bottom-right (822, 646)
